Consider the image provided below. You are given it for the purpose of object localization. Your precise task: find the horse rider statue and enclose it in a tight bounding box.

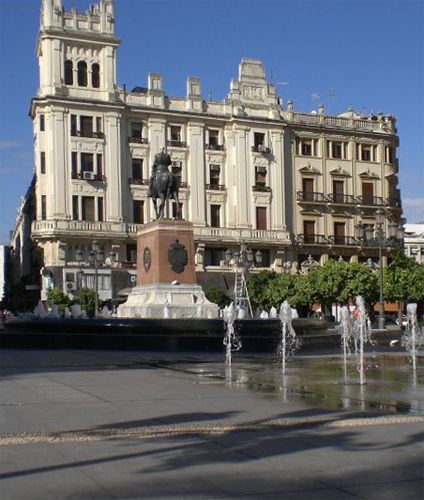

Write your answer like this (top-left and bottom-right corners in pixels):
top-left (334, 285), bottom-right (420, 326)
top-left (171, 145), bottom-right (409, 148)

top-left (148, 148), bottom-right (181, 220)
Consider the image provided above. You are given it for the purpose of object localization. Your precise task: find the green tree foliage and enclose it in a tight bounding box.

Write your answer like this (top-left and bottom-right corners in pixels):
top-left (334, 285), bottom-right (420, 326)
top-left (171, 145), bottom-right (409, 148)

top-left (205, 286), bottom-right (230, 309)
top-left (247, 271), bottom-right (300, 310)
top-left (384, 252), bottom-right (424, 302)
top-left (340, 262), bottom-right (379, 306)
top-left (76, 287), bottom-right (97, 316)
top-left (46, 288), bottom-right (70, 314)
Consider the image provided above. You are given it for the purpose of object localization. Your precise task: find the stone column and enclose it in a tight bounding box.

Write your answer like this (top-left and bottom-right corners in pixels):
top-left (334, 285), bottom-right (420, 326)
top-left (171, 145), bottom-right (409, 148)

top-left (187, 121), bottom-right (205, 225)
top-left (270, 129), bottom-right (285, 230)
top-left (224, 126), bottom-right (237, 228)
top-left (233, 124), bottom-right (250, 228)
top-left (104, 112), bottom-right (123, 222)
top-left (48, 107), bottom-right (68, 219)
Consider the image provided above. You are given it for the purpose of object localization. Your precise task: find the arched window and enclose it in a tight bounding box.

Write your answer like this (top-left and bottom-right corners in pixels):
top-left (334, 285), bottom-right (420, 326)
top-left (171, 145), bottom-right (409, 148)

top-left (92, 63), bottom-right (100, 88)
top-left (77, 61), bottom-right (87, 87)
top-left (65, 60), bottom-right (73, 85)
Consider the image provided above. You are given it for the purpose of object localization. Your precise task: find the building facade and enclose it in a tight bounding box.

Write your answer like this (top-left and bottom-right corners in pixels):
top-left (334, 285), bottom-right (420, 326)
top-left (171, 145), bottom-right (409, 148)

top-left (9, 0), bottom-right (403, 303)
top-left (404, 224), bottom-right (424, 264)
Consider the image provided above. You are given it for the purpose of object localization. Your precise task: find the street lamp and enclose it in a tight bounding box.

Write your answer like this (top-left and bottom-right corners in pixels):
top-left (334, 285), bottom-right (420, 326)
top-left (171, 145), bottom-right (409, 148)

top-left (88, 240), bottom-right (104, 317)
top-left (224, 242), bottom-right (262, 317)
top-left (355, 210), bottom-right (404, 330)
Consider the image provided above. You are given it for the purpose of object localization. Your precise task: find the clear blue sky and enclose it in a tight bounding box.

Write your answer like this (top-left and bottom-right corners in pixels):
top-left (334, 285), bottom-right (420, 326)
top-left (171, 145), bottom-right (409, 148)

top-left (0, 0), bottom-right (423, 244)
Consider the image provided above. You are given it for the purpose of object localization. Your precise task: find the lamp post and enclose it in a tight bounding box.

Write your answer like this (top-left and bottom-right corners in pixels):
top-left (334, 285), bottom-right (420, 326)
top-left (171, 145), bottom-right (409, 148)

top-left (355, 210), bottom-right (404, 330)
top-left (88, 240), bottom-right (104, 317)
top-left (224, 242), bottom-right (262, 317)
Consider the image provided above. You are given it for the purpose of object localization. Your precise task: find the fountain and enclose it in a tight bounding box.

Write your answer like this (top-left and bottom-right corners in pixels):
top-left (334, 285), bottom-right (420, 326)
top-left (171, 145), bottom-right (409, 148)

top-left (402, 303), bottom-right (423, 370)
top-left (338, 306), bottom-right (354, 381)
top-left (278, 300), bottom-right (301, 374)
top-left (260, 310), bottom-right (269, 319)
top-left (353, 295), bottom-right (375, 385)
top-left (223, 303), bottom-right (242, 365)
top-left (33, 300), bottom-right (47, 319)
top-left (269, 306), bottom-right (277, 318)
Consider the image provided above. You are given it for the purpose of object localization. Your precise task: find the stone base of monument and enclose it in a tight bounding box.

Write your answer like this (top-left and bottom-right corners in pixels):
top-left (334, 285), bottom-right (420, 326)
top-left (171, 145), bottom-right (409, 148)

top-left (117, 219), bottom-right (219, 319)
top-left (117, 283), bottom-right (218, 319)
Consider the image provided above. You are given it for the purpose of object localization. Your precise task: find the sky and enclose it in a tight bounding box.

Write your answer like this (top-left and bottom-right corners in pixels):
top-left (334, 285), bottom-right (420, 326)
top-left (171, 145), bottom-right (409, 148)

top-left (0, 0), bottom-right (423, 244)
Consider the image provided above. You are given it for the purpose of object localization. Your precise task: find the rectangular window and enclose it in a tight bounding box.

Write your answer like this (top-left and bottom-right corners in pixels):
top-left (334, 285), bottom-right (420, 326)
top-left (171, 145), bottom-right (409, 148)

top-left (361, 145), bottom-right (371, 161)
top-left (255, 167), bottom-right (267, 187)
top-left (81, 153), bottom-right (94, 172)
top-left (301, 139), bottom-right (312, 156)
top-left (385, 146), bottom-right (393, 164)
top-left (210, 204), bottom-right (221, 228)
top-left (172, 202), bottom-right (183, 219)
top-left (208, 129), bottom-right (219, 146)
top-left (132, 158), bottom-right (143, 180)
top-left (334, 222), bottom-right (345, 245)
top-left (133, 200), bottom-right (144, 224)
top-left (205, 247), bottom-right (226, 266)
top-left (40, 152), bottom-right (46, 174)
top-left (96, 116), bottom-right (102, 133)
top-left (170, 125), bottom-right (181, 141)
top-left (333, 180), bottom-right (344, 203)
top-left (97, 197), bottom-right (103, 222)
top-left (71, 114), bottom-right (77, 136)
top-left (80, 116), bottom-right (93, 137)
top-left (82, 196), bottom-right (95, 221)
top-left (39, 115), bottom-right (45, 132)
top-left (302, 178), bottom-right (314, 201)
top-left (256, 207), bottom-right (267, 230)
top-left (72, 196), bottom-right (79, 220)
top-left (71, 152), bottom-right (78, 178)
top-left (172, 161), bottom-right (182, 183)
top-left (362, 182), bottom-right (374, 204)
top-left (41, 195), bottom-right (46, 220)
top-left (303, 220), bottom-right (315, 243)
top-left (209, 164), bottom-right (220, 187)
top-left (332, 142), bottom-right (342, 159)
top-left (96, 154), bottom-right (103, 178)
top-left (131, 122), bottom-right (143, 138)
top-left (254, 132), bottom-right (265, 148)
top-left (127, 244), bottom-right (137, 262)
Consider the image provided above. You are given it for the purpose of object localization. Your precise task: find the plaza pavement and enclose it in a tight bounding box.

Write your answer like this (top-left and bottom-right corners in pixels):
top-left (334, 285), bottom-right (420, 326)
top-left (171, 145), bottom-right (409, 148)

top-left (0, 349), bottom-right (423, 499)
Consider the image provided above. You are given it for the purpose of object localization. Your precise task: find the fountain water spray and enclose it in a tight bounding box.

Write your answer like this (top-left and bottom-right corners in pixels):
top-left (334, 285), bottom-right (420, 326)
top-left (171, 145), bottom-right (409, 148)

top-left (223, 303), bottom-right (242, 365)
top-left (353, 295), bottom-right (374, 385)
top-left (402, 303), bottom-right (423, 370)
top-left (278, 300), bottom-right (301, 374)
top-left (338, 306), bottom-right (354, 380)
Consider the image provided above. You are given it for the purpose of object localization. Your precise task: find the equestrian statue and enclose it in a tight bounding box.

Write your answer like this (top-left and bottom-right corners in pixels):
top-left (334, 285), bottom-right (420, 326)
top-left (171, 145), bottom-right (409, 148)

top-left (148, 148), bottom-right (180, 220)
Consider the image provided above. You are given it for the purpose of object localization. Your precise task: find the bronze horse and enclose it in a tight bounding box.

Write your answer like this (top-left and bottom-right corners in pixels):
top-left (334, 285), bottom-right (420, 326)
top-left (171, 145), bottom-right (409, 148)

top-left (148, 150), bottom-right (180, 220)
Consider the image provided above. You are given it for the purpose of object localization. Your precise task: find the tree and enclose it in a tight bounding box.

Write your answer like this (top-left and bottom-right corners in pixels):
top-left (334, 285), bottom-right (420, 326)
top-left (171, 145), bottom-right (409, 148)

top-left (246, 271), bottom-right (278, 310)
top-left (205, 286), bottom-right (230, 309)
top-left (340, 262), bottom-right (379, 308)
top-left (76, 288), bottom-right (97, 317)
top-left (46, 288), bottom-right (70, 314)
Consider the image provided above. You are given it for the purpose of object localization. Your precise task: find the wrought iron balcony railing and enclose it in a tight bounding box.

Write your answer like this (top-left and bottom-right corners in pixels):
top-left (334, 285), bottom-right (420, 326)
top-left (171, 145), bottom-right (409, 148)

top-left (297, 191), bottom-right (328, 203)
top-left (295, 234), bottom-right (328, 245)
top-left (167, 140), bottom-right (187, 148)
top-left (252, 185), bottom-right (271, 192)
top-left (205, 143), bottom-right (225, 151)
top-left (128, 178), bottom-right (149, 185)
top-left (206, 183), bottom-right (225, 191)
top-left (128, 137), bottom-right (149, 144)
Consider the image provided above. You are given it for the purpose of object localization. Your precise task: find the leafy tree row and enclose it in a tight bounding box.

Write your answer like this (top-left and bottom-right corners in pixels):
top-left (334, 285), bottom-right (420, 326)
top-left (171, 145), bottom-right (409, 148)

top-left (47, 287), bottom-right (97, 316)
top-left (246, 253), bottom-right (424, 317)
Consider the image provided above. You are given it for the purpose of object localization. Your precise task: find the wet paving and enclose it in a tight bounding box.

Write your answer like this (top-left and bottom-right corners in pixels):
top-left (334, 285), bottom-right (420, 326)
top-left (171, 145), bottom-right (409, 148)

top-left (170, 352), bottom-right (424, 416)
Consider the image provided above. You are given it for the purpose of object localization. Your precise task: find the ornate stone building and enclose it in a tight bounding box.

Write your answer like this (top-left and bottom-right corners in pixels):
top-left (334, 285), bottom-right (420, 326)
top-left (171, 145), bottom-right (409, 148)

top-left (9, 0), bottom-right (402, 302)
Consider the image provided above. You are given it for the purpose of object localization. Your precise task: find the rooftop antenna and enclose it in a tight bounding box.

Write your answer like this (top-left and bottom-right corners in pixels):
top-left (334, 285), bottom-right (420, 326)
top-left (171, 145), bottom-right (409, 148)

top-left (326, 87), bottom-right (336, 115)
top-left (208, 91), bottom-right (212, 101)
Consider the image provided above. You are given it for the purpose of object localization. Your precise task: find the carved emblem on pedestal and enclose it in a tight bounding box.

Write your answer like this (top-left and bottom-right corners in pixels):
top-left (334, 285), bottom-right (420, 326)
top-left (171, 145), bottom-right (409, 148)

top-left (143, 247), bottom-right (152, 272)
top-left (168, 240), bottom-right (188, 274)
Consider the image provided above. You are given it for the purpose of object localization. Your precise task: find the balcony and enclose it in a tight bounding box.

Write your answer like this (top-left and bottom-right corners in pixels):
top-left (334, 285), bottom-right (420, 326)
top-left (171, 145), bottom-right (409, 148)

top-left (252, 185), bottom-right (271, 192)
top-left (206, 184), bottom-right (225, 191)
top-left (205, 143), bottom-right (225, 151)
top-left (128, 136), bottom-right (148, 144)
top-left (179, 181), bottom-right (188, 188)
top-left (327, 193), bottom-right (357, 205)
top-left (167, 140), bottom-right (187, 148)
top-left (295, 234), bottom-right (328, 245)
top-left (128, 178), bottom-right (149, 186)
top-left (328, 235), bottom-right (358, 246)
top-left (194, 226), bottom-right (291, 245)
top-left (297, 191), bottom-right (327, 203)
top-left (32, 220), bottom-right (143, 238)
top-left (71, 172), bottom-right (105, 182)
top-left (71, 130), bottom-right (104, 139)
top-left (251, 145), bottom-right (271, 154)
top-left (356, 196), bottom-right (388, 207)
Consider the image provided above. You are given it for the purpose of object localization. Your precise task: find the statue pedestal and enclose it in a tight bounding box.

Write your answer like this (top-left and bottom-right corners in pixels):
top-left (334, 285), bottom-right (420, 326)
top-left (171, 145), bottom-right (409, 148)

top-left (117, 220), bottom-right (219, 319)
